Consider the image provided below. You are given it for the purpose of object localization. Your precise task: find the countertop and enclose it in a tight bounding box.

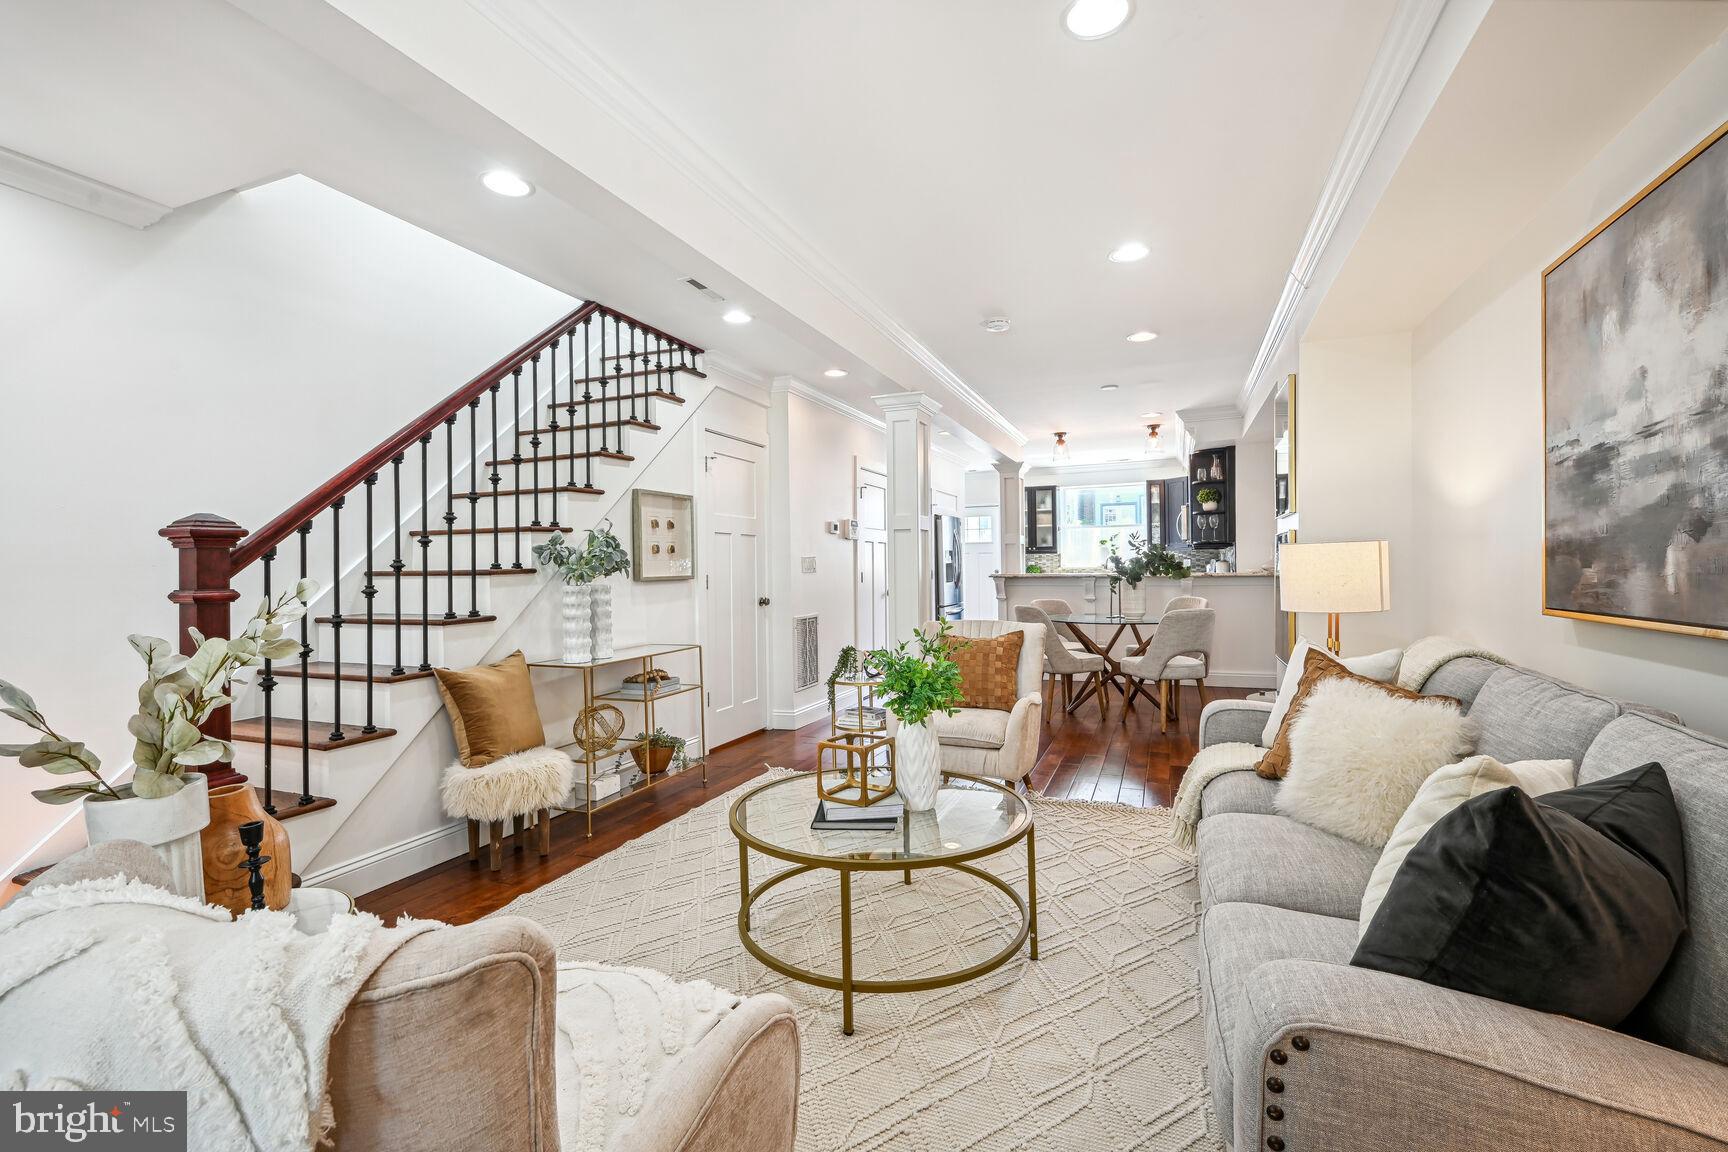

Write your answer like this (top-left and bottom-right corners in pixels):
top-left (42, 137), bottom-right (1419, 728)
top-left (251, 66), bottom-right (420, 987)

top-left (992, 570), bottom-right (1272, 580)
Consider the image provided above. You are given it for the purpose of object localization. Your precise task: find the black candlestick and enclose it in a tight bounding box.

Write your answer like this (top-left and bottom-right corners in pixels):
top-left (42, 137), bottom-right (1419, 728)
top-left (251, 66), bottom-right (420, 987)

top-left (238, 820), bottom-right (271, 911)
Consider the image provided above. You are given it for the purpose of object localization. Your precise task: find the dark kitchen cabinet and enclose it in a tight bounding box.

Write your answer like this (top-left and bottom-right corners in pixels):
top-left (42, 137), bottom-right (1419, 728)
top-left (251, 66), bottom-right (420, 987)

top-left (1025, 485), bottom-right (1058, 555)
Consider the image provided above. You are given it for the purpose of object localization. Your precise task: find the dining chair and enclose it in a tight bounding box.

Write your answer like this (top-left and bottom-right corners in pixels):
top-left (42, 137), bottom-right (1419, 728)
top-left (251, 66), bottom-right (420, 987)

top-left (1015, 604), bottom-right (1107, 720)
top-left (1164, 594), bottom-right (1208, 612)
top-left (1118, 608), bottom-right (1215, 733)
top-left (1028, 597), bottom-right (1087, 652)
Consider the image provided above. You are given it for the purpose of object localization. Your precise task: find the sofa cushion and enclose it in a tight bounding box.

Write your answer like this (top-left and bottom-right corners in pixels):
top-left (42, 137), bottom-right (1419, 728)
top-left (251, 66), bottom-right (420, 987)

top-left (1196, 813), bottom-right (1378, 919)
top-left (1200, 770), bottom-right (1278, 818)
top-left (929, 707), bottom-right (1008, 750)
top-left (1468, 666), bottom-right (1619, 766)
top-left (1416, 654), bottom-right (1502, 711)
top-left (1198, 902), bottom-right (1357, 1136)
top-left (1581, 713), bottom-right (1728, 1064)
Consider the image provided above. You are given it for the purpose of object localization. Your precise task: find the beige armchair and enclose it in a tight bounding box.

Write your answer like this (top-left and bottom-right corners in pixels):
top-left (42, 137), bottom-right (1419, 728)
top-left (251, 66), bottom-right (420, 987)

top-left (924, 618), bottom-right (1045, 785)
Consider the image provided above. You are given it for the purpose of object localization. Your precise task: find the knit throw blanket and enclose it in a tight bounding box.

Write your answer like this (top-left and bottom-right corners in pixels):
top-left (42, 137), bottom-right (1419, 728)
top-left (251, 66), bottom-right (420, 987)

top-left (1168, 741), bottom-right (1264, 849)
top-left (0, 875), bottom-right (440, 1151)
top-left (1395, 635), bottom-right (1507, 693)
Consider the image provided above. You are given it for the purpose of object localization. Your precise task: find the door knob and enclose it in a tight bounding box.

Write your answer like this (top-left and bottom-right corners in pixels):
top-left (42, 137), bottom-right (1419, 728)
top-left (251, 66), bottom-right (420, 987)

top-left (758, 596), bottom-right (771, 607)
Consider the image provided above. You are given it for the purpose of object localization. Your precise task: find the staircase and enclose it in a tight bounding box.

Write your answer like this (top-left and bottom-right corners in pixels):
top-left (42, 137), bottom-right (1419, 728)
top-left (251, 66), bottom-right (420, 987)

top-left (160, 302), bottom-right (704, 883)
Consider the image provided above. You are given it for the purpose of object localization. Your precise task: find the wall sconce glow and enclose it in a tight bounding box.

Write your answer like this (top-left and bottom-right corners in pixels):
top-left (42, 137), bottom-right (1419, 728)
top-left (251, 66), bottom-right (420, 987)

top-left (1126, 330), bottom-right (1159, 342)
top-left (1052, 431), bottom-right (1070, 463)
top-left (1063, 0), bottom-right (1132, 40)
top-left (823, 368), bottom-right (848, 378)
top-left (1108, 240), bottom-right (1149, 263)
top-left (481, 170), bottom-right (533, 197)
top-left (722, 308), bottom-right (753, 325)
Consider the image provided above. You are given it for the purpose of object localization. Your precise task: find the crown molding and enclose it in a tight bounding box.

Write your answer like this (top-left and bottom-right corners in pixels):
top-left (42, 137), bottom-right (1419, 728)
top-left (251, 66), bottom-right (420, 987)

top-left (872, 392), bottom-right (943, 417)
top-left (465, 0), bottom-right (1026, 449)
top-left (0, 147), bottom-right (171, 229)
top-left (1236, 0), bottom-right (1448, 411)
top-left (774, 375), bottom-right (885, 432)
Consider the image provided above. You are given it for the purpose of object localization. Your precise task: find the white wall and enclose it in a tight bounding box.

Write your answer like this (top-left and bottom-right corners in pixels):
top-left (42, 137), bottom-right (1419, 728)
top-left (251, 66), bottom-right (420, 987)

top-left (1410, 30), bottom-right (1728, 734)
top-left (0, 175), bottom-right (575, 875)
top-left (1231, 442), bottom-right (1275, 572)
top-left (1293, 333), bottom-right (1419, 655)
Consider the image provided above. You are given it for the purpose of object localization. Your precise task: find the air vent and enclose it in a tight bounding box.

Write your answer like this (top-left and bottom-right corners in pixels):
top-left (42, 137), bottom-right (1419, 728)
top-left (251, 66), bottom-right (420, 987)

top-left (682, 277), bottom-right (726, 303)
top-left (794, 615), bottom-right (820, 691)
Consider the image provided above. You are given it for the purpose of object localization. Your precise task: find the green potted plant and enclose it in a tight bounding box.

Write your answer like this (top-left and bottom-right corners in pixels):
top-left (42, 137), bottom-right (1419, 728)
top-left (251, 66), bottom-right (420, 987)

top-left (534, 531), bottom-right (596, 663)
top-left (869, 621), bottom-right (965, 810)
top-left (1107, 534), bottom-right (1190, 618)
top-left (1196, 487), bottom-right (1222, 512)
top-left (630, 727), bottom-right (685, 775)
top-left (583, 520), bottom-right (631, 660)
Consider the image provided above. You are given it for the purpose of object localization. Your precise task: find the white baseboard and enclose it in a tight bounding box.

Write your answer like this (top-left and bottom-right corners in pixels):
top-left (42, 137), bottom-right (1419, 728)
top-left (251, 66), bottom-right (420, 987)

top-left (770, 699), bottom-right (828, 730)
top-left (301, 820), bottom-right (470, 899)
top-left (1203, 669), bottom-right (1279, 690)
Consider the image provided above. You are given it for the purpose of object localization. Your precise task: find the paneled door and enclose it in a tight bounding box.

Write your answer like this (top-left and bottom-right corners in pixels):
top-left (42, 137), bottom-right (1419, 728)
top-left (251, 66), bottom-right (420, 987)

top-left (701, 431), bottom-right (767, 749)
top-left (855, 468), bottom-right (888, 651)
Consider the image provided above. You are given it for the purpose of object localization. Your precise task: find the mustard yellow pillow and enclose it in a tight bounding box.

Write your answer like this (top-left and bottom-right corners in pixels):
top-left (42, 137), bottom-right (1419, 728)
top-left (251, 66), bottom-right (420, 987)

top-left (434, 651), bottom-right (546, 766)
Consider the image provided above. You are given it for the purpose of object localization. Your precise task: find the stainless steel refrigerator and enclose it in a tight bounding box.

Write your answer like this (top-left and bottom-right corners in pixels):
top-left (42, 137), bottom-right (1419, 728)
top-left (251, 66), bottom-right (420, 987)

top-left (933, 514), bottom-right (964, 620)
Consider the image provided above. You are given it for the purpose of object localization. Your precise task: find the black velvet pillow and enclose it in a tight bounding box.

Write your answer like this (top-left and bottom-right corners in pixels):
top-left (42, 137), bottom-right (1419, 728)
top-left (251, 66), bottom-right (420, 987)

top-left (1353, 762), bottom-right (1686, 1027)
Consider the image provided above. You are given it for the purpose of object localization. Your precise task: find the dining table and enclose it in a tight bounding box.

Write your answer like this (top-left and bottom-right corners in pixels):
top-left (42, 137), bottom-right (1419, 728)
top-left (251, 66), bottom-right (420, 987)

top-left (1046, 612), bottom-right (1163, 714)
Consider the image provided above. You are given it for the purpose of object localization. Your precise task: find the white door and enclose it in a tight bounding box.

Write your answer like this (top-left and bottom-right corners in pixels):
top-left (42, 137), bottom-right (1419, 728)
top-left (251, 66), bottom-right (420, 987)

top-left (961, 507), bottom-right (999, 618)
top-left (701, 431), bottom-right (767, 749)
top-left (855, 469), bottom-right (888, 650)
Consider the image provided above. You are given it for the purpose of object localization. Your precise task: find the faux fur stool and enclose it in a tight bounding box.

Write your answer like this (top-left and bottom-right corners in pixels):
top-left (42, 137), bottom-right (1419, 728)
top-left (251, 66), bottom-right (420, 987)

top-left (441, 745), bottom-right (574, 870)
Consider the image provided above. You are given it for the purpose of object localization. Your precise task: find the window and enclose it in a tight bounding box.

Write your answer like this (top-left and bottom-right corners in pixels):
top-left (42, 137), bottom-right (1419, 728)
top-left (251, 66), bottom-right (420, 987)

top-left (1057, 483), bottom-right (1144, 569)
top-left (963, 514), bottom-right (993, 544)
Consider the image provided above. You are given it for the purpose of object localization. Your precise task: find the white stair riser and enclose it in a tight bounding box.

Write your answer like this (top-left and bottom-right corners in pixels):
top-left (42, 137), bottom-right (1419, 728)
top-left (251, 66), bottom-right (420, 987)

top-left (256, 676), bottom-right (396, 726)
top-left (371, 572), bottom-right (545, 616)
top-left (464, 492), bottom-right (589, 530)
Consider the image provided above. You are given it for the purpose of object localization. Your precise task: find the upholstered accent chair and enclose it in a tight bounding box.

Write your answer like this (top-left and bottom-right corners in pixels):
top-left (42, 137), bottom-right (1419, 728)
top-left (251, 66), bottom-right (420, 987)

top-left (924, 618), bottom-right (1045, 785)
top-left (1120, 607), bottom-right (1215, 732)
top-left (1014, 603), bottom-right (1107, 720)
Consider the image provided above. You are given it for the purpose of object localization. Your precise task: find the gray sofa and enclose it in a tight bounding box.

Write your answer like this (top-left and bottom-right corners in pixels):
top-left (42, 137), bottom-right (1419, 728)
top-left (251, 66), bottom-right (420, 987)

top-left (1193, 656), bottom-right (1728, 1151)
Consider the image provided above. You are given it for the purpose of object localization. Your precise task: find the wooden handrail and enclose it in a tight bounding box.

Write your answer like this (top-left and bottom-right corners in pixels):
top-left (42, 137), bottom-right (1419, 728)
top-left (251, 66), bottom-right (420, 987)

top-left (230, 303), bottom-right (600, 573)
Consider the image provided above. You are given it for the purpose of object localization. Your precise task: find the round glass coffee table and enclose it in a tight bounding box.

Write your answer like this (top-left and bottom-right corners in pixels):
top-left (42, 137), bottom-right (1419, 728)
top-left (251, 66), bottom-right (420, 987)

top-left (729, 771), bottom-right (1037, 1035)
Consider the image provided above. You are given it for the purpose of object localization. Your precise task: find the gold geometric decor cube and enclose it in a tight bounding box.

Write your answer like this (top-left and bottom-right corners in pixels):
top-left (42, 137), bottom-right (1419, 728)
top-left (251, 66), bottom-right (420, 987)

top-left (815, 731), bottom-right (897, 807)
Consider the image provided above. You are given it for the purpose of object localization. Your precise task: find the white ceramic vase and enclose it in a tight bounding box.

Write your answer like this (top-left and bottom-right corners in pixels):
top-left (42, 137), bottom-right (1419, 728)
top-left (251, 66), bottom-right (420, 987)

top-left (562, 583), bottom-right (593, 663)
top-left (83, 770), bottom-right (210, 900)
top-left (591, 578), bottom-right (615, 660)
top-left (895, 720), bottom-right (941, 811)
top-left (1120, 582), bottom-right (1148, 620)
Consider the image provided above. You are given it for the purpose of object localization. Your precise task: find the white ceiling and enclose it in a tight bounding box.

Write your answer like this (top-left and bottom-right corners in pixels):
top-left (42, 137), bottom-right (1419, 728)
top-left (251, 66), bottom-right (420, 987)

top-left (1309, 0), bottom-right (1728, 340)
top-left (530, 0), bottom-right (1398, 463)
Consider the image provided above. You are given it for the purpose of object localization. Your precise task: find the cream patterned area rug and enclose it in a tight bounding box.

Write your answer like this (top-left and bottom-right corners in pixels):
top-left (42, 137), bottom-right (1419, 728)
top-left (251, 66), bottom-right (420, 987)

top-left (495, 769), bottom-right (1223, 1151)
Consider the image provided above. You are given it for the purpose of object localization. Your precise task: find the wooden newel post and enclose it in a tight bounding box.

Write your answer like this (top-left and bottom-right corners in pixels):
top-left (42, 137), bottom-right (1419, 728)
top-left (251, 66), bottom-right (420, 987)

top-left (161, 513), bottom-right (247, 788)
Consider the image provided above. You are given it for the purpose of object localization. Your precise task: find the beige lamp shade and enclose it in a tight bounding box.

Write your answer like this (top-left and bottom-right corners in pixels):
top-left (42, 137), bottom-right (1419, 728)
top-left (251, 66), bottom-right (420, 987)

top-left (1279, 541), bottom-right (1390, 614)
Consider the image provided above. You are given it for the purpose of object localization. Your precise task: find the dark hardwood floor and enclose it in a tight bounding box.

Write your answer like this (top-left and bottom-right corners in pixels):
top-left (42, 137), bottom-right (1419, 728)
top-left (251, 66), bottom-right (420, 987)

top-left (356, 681), bottom-right (1248, 925)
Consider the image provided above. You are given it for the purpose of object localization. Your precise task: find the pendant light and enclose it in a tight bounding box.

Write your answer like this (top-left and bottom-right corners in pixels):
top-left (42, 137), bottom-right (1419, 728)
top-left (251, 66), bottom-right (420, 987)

top-left (1052, 431), bottom-right (1070, 464)
top-left (1143, 423), bottom-right (1161, 459)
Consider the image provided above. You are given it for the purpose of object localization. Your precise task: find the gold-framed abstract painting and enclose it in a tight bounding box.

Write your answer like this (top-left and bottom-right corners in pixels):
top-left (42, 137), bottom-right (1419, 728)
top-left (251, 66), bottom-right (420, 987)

top-left (1542, 118), bottom-right (1728, 641)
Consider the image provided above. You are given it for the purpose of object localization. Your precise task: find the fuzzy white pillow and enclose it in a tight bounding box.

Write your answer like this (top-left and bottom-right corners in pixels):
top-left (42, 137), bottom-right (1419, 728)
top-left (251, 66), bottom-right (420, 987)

top-left (1260, 638), bottom-right (1405, 747)
top-left (1355, 755), bottom-right (1575, 937)
top-left (1273, 677), bottom-right (1474, 847)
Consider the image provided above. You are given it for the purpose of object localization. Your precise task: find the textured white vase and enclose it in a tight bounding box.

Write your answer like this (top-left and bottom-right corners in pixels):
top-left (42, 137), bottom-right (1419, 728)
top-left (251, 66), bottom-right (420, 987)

top-left (1120, 583), bottom-right (1147, 620)
top-left (591, 579), bottom-right (615, 660)
top-left (83, 770), bottom-right (210, 900)
top-left (562, 583), bottom-right (593, 663)
top-left (895, 720), bottom-right (941, 811)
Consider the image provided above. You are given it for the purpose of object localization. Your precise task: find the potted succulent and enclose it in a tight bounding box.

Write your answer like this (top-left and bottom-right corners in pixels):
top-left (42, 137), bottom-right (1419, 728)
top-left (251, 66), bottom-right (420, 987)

top-left (630, 727), bottom-right (685, 775)
top-left (1, 583), bottom-right (313, 899)
top-left (1107, 534), bottom-right (1191, 619)
top-left (1196, 487), bottom-right (1222, 512)
top-left (870, 621), bottom-right (965, 811)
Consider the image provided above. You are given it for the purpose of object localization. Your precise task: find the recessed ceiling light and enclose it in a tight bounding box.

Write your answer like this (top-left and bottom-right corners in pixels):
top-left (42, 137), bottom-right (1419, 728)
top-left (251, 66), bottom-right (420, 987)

top-left (722, 308), bottom-right (752, 325)
top-left (938, 430), bottom-right (952, 437)
top-left (1062, 0), bottom-right (1132, 40)
top-left (823, 368), bottom-right (848, 378)
top-left (1099, 384), bottom-right (1119, 392)
top-left (1126, 330), bottom-right (1159, 342)
top-left (981, 317), bottom-right (1012, 333)
top-left (481, 170), bottom-right (533, 197)
top-left (1108, 240), bottom-right (1149, 263)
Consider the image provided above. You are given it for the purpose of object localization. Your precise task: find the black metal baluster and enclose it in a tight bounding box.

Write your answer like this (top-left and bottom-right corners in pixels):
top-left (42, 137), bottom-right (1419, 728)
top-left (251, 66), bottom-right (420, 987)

top-left (547, 339), bottom-right (560, 493)
top-left (297, 521), bottom-right (313, 806)
top-left (612, 317), bottom-right (625, 442)
top-left (597, 316), bottom-right (609, 455)
top-left (390, 454), bottom-right (405, 676)
top-left (529, 354), bottom-right (543, 527)
top-left (362, 474), bottom-right (377, 733)
top-left (582, 316), bottom-right (595, 491)
top-left (467, 399), bottom-right (481, 617)
top-left (511, 367), bottom-right (524, 568)
top-left (444, 413), bottom-right (458, 621)
top-left (328, 497), bottom-right (345, 742)
top-left (488, 383), bottom-right (503, 569)
top-left (629, 322), bottom-right (639, 424)
top-left (260, 548), bottom-right (277, 814)
top-left (418, 433), bottom-right (432, 670)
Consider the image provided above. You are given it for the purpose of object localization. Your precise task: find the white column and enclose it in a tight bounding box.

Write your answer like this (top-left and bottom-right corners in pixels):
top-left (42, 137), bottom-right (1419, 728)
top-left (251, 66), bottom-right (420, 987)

top-left (995, 457), bottom-right (1026, 575)
top-left (874, 392), bottom-right (940, 644)
top-left (765, 378), bottom-right (797, 727)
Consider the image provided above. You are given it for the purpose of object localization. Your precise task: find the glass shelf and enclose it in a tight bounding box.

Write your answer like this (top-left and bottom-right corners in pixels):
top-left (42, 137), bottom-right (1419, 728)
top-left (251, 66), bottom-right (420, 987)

top-left (528, 642), bottom-right (701, 670)
top-left (596, 681), bottom-right (702, 703)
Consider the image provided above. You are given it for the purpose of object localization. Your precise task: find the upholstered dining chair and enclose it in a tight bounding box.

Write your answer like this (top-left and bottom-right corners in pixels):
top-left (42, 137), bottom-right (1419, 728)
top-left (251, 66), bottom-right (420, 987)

top-left (1119, 607), bottom-right (1215, 733)
top-left (922, 618), bottom-right (1045, 787)
top-left (1164, 594), bottom-right (1208, 612)
top-left (1014, 604), bottom-right (1107, 720)
top-left (1029, 596), bottom-right (1087, 652)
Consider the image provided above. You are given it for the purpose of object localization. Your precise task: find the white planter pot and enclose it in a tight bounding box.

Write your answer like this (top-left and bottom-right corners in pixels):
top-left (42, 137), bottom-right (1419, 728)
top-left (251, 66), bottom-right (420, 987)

top-left (561, 584), bottom-right (593, 664)
top-left (895, 720), bottom-right (941, 811)
top-left (1200, 501), bottom-right (1219, 512)
top-left (84, 771), bottom-right (210, 900)
top-left (1120, 583), bottom-right (1148, 620)
top-left (591, 579), bottom-right (615, 660)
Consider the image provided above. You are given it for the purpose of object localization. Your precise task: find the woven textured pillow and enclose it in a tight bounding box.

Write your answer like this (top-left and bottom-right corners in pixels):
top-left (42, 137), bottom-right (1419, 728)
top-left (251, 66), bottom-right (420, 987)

top-left (946, 630), bottom-right (1024, 711)
top-left (434, 651), bottom-right (547, 767)
top-left (1257, 648), bottom-right (1358, 778)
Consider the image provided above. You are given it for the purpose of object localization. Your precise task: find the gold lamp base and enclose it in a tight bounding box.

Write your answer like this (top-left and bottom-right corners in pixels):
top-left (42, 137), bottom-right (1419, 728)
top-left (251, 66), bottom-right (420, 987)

top-left (1325, 613), bottom-right (1342, 656)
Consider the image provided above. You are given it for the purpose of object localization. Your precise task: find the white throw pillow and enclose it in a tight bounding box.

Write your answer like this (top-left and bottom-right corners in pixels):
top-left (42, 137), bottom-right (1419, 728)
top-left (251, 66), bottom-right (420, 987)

top-left (1273, 677), bottom-right (1474, 847)
top-left (1356, 755), bottom-right (1576, 937)
top-left (1259, 637), bottom-right (1404, 747)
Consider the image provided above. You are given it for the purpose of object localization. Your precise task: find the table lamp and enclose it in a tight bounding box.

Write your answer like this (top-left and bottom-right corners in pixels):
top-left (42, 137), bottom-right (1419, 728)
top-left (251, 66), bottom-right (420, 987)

top-left (1278, 541), bottom-right (1390, 655)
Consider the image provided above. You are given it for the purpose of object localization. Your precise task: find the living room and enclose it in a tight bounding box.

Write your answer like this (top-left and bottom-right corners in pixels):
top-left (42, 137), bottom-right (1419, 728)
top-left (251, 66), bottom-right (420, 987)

top-left (3, 1), bottom-right (1727, 1149)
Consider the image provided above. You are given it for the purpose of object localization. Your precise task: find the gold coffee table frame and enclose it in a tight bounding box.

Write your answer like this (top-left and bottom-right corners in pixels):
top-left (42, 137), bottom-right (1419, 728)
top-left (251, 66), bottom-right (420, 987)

top-left (729, 772), bottom-right (1038, 1036)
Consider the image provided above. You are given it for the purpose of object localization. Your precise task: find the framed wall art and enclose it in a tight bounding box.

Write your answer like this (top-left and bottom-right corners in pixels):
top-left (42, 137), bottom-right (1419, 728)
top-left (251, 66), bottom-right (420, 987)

top-left (1542, 118), bottom-right (1728, 641)
top-left (631, 489), bottom-right (695, 581)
